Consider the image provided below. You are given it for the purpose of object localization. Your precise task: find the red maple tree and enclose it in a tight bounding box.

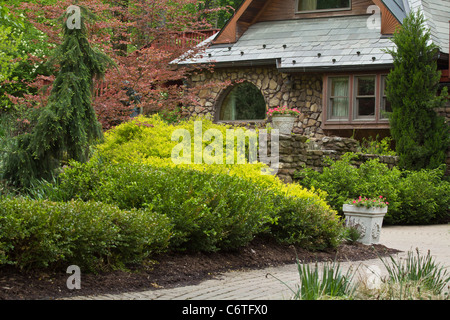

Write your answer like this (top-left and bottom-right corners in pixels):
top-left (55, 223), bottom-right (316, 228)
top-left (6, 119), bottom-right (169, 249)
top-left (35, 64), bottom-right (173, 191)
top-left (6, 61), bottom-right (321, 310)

top-left (6, 0), bottom-right (230, 130)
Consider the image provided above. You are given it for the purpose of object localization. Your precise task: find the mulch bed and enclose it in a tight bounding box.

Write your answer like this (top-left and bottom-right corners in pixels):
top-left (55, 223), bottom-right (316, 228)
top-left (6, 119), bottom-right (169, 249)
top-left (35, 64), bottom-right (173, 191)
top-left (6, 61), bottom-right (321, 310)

top-left (0, 237), bottom-right (401, 300)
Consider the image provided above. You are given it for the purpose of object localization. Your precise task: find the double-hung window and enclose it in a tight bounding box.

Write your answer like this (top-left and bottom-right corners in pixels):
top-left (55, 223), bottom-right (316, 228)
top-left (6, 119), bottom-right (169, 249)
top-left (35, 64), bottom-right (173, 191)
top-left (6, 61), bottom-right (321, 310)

top-left (324, 73), bottom-right (390, 127)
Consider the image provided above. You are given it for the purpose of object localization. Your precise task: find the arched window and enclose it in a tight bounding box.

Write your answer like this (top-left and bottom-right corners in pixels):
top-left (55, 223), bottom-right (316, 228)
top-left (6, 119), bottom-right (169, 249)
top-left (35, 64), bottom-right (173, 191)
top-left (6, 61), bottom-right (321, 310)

top-left (218, 82), bottom-right (266, 121)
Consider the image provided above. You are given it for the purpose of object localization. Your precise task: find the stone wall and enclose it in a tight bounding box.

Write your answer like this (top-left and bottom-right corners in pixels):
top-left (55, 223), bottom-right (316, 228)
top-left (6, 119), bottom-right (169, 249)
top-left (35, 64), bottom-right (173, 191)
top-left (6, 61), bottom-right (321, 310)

top-left (275, 134), bottom-right (399, 183)
top-left (187, 66), bottom-right (325, 137)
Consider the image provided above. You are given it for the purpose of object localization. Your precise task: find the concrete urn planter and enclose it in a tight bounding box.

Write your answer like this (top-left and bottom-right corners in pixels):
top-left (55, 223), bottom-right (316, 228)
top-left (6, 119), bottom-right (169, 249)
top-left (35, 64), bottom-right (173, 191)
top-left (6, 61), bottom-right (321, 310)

top-left (271, 115), bottom-right (296, 135)
top-left (343, 204), bottom-right (387, 245)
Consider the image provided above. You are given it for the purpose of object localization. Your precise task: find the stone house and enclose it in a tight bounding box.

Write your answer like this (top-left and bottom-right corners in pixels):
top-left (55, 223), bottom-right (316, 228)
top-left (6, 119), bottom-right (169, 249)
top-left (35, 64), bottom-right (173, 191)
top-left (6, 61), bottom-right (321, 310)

top-left (178, 0), bottom-right (450, 142)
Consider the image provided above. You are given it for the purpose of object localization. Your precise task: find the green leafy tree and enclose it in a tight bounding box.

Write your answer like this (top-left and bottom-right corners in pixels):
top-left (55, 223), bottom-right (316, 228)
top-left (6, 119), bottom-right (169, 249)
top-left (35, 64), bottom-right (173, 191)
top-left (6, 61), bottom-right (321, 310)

top-left (384, 10), bottom-right (449, 170)
top-left (0, 3), bottom-right (24, 83)
top-left (1, 5), bottom-right (114, 188)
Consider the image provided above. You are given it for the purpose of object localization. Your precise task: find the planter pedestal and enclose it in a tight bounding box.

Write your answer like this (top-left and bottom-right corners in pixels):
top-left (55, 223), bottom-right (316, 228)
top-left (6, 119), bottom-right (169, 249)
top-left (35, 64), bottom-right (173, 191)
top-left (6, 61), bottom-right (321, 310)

top-left (343, 204), bottom-right (387, 245)
top-left (272, 115), bottom-right (296, 135)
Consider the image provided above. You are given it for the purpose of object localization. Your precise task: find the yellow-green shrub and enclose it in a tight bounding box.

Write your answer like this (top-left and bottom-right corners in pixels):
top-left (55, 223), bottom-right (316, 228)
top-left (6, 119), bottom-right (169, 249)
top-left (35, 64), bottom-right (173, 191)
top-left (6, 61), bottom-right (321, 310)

top-left (86, 115), bottom-right (343, 250)
top-left (95, 115), bottom-right (332, 210)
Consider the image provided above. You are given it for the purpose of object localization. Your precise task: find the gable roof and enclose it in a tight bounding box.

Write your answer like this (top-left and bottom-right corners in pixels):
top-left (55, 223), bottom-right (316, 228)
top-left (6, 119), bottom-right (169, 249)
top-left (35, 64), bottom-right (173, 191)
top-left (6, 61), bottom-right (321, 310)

top-left (180, 0), bottom-right (449, 70)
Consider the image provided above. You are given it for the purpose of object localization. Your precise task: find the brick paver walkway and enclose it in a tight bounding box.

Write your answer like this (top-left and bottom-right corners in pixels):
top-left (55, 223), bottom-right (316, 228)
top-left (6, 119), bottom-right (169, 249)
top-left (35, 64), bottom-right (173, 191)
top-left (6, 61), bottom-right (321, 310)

top-left (63, 224), bottom-right (450, 300)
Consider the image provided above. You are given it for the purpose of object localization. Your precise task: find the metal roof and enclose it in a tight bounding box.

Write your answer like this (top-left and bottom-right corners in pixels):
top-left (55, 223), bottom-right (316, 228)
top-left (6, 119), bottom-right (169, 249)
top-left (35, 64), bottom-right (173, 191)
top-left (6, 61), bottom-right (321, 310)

top-left (180, 15), bottom-right (396, 71)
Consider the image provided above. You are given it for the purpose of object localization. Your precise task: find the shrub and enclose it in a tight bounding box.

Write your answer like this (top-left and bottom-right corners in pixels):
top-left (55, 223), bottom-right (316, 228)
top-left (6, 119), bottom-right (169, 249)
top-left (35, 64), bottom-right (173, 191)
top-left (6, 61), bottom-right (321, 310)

top-left (394, 167), bottom-right (450, 225)
top-left (270, 194), bottom-right (343, 250)
top-left (295, 154), bottom-right (449, 225)
top-left (0, 197), bottom-right (172, 271)
top-left (35, 161), bottom-right (277, 252)
top-left (88, 115), bottom-right (344, 249)
top-left (30, 115), bottom-right (344, 252)
top-left (95, 114), bottom-right (244, 164)
top-left (359, 135), bottom-right (396, 156)
top-left (295, 153), bottom-right (401, 217)
top-left (34, 159), bottom-right (343, 252)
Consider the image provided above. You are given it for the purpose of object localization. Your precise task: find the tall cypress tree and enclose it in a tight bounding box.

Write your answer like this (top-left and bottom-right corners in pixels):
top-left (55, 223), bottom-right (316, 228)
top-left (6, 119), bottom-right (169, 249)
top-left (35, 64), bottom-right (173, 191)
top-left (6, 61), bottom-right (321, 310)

top-left (385, 10), bottom-right (449, 171)
top-left (2, 6), bottom-right (114, 188)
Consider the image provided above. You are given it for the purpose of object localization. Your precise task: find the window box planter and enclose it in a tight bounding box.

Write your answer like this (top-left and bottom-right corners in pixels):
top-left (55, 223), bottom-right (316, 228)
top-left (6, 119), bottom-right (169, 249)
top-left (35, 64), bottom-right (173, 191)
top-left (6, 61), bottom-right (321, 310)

top-left (342, 204), bottom-right (387, 245)
top-left (271, 114), bottom-right (296, 135)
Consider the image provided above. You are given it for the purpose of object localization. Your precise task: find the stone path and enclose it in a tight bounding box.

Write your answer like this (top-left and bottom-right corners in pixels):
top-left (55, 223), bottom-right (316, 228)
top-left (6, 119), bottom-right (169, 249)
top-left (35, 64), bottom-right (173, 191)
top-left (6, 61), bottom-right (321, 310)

top-left (64, 224), bottom-right (450, 300)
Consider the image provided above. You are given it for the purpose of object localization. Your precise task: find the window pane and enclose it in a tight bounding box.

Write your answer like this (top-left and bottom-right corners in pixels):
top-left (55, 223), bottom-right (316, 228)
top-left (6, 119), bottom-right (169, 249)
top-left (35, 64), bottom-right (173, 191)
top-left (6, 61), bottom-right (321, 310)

top-left (331, 97), bottom-right (349, 118)
top-left (331, 77), bottom-right (349, 97)
top-left (298, 0), bottom-right (350, 11)
top-left (381, 98), bottom-right (392, 119)
top-left (357, 76), bottom-right (375, 96)
top-left (219, 82), bottom-right (266, 121)
top-left (329, 77), bottom-right (349, 119)
top-left (357, 97), bottom-right (375, 116)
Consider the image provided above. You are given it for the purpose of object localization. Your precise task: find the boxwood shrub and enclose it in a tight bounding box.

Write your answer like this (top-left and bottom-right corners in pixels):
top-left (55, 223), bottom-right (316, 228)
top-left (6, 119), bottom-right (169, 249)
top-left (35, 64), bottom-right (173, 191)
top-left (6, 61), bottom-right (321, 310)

top-left (26, 115), bottom-right (344, 257)
top-left (0, 197), bottom-right (172, 271)
top-left (33, 160), bottom-right (344, 252)
top-left (34, 161), bottom-right (277, 252)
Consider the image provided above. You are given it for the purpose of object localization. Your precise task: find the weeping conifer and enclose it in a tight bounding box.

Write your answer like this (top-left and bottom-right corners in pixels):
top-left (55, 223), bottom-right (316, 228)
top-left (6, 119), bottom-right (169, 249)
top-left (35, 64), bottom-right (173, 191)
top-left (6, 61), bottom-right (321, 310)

top-left (2, 6), bottom-right (114, 188)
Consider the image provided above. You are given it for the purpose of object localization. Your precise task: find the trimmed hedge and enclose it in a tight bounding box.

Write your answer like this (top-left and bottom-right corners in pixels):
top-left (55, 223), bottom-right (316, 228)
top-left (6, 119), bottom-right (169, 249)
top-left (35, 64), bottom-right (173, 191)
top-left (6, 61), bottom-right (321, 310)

top-left (33, 160), bottom-right (343, 252)
top-left (34, 161), bottom-right (276, 252)
top-left (0, 197), bottom-right (172, 271)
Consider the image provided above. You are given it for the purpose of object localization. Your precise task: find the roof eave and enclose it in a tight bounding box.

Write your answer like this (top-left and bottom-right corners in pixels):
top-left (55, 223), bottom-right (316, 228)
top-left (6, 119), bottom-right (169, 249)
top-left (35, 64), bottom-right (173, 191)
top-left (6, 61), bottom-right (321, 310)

top-left (180, 58), bottom-right (394, 73)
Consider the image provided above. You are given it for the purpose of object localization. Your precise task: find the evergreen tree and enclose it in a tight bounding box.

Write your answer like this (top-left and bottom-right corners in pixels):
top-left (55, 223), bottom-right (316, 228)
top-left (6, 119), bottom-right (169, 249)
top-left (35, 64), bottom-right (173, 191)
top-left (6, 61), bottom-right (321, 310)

top-left (385, 10), bottom-right (449, 171)
top-left (1, 5), bottom-right (114, 188)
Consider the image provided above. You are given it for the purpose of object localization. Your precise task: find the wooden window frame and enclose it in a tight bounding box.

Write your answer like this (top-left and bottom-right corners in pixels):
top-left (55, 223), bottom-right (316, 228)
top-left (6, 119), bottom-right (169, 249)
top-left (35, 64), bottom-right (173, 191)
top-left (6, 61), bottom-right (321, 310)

top-left (295, 0), bottom-right (352, 14)
top-left (327, 75), bottom-right (351, 121)
top-left (322, 72), bottom-right (390, 130)
top-left (353, 75), bottom-right (377, 121)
